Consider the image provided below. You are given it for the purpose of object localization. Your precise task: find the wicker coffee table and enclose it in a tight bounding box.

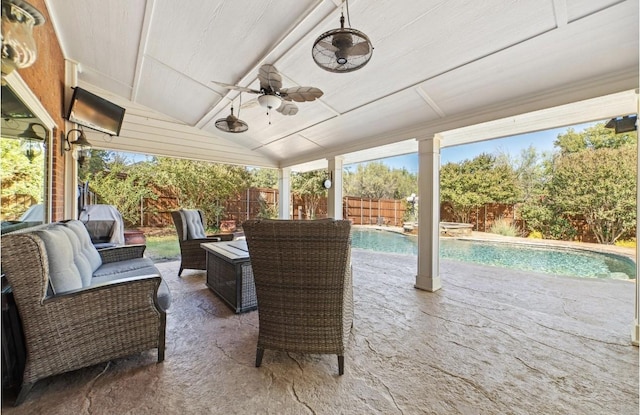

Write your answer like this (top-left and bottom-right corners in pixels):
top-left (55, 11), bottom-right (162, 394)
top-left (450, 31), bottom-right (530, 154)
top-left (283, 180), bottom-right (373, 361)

top-left (201, 240), bottom-right (257, 313)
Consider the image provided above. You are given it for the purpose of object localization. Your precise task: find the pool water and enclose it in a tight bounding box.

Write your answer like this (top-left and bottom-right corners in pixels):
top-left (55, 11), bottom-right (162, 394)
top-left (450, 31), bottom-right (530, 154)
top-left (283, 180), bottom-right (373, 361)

top-left (350, 228), bottom-right (637, 280)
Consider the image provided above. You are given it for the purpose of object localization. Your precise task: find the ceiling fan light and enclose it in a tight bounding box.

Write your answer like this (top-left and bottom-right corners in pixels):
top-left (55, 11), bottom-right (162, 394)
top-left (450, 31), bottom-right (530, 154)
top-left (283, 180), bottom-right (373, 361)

top-left (257, 94), bottom-right (281, 109)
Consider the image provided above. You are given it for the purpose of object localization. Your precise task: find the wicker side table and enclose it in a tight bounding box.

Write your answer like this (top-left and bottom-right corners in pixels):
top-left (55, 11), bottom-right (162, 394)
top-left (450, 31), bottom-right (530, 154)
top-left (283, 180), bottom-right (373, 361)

top-left (201, 241), bottom-right (257, 313)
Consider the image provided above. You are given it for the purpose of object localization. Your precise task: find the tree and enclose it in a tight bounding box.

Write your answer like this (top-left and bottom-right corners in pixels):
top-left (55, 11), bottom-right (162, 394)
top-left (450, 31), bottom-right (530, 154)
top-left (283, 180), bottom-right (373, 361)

top-left (555, 123), bottom-right (637, 154)
top-left (440, 153), bottom-right (520, 223)
top-left (547, 146), bottom-right (636, 244)
top-left (291, 170), bottom-right (327, 219)
top-left (343, 162), bottom-right (417, 199)
top-left (88, 161), bottom-right (158, 226)
top-left (0, 138), bottom-right (45, 219)
top-left (250, 168), bottom-right (278, 188)
top-left (154, 157), bottom-right (251, 227)
top-left (78, 149), bottom-right (114, 182)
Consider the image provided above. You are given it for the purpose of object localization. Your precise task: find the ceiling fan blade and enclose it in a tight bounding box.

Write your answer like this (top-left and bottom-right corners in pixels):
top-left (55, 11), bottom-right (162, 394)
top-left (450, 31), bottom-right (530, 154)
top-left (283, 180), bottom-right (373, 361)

top-left (348, 41), bottom-right (371, 56)
top-left (276, 101), bottom-right (298, 116)
top-left (317, 39), bottom-right (338, 52)
top-left (212, 81), bottom-right (261, 94)
top-left (258, 64), bottom-right (282, 92)
top-left (279, 87), bottom-right (324, 103)
top-left (240, 97), bottom-right (260, 109)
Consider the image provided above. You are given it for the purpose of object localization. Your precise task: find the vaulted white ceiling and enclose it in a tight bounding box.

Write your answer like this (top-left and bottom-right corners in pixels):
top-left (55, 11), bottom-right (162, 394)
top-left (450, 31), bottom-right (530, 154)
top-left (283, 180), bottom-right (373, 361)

top-left (45, 0), bottom-right (638, 170)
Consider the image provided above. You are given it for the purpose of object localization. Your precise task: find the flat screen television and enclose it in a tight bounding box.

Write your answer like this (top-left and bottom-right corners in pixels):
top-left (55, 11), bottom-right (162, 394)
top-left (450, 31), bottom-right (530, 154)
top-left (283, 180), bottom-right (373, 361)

top-left (66, 87), bottom-right (126, 136)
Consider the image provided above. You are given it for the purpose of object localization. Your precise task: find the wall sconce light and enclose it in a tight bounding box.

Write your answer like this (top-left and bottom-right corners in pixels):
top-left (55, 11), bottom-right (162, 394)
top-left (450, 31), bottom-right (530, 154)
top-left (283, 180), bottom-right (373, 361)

top-left (62, 128), bottom-right (93, 167)
top-left (18, 121), bottom-right (45, 162)
top-left (1, 0), bottom-right (45, 78)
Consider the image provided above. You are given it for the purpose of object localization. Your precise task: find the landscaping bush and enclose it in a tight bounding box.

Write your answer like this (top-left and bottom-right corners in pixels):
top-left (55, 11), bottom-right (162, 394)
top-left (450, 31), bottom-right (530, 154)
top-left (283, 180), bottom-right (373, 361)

top-left (489, 217), bottom-right (519, 237)
top-left (527, 230), bottom-right (543, 239)
top-left (614, 239), bottom-right (637, 248)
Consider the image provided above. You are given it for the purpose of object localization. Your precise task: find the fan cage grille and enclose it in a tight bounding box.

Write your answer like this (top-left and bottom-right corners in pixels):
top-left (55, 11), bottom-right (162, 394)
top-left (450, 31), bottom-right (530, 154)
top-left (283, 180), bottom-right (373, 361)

top-left (312, 27), bottom-right (373, 73)
top-left (215, 116), bottom-right (248, 133)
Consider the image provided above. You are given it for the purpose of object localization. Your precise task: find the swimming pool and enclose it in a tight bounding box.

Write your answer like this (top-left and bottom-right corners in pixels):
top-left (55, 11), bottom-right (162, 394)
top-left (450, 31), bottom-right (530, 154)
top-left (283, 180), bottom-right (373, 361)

top-left (350, 228), bottom-right (637, 280)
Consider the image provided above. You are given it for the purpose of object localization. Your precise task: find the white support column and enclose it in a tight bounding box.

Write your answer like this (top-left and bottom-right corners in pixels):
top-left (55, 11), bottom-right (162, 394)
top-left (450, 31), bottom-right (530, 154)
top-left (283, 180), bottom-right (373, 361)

top-left (415, 135), bottom-right (442, 292)
top-left (278, 167), bottom-right (291, 219)
top-left (63, 60), bottom-right (79, 220)
top-left (633, 93), bottom-right (640, 346)
top-left (327, 157), bottom-right (344, 219)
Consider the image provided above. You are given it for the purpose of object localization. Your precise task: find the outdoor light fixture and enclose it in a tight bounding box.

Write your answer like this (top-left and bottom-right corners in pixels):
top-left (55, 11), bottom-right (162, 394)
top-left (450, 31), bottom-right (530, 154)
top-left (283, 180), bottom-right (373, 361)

top-left (312, 0), bottom-right (373, 73)
top-left (604, 115), bottom-right (637, 134)
top-left (1, 0), bottom-right (45, 78)
top-left (62, 128), bottom-right (93, 166)
top-left (257, 94), bottom-right (282, 111)
top-left (18, 121), bottom-right (45, 162)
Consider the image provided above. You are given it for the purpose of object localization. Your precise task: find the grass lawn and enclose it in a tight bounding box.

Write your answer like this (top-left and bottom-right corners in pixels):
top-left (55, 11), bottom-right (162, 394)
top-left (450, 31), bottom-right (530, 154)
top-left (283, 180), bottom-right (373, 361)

top-left (145, 234), bottom-right (180, 261)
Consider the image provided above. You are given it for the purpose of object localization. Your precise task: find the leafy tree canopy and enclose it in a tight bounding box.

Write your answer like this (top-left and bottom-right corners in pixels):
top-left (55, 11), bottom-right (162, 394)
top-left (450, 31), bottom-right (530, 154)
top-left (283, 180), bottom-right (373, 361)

top-left (554, 122), bottom-right (637, 154)
top-left (343, 162), bottom-right (417, 199)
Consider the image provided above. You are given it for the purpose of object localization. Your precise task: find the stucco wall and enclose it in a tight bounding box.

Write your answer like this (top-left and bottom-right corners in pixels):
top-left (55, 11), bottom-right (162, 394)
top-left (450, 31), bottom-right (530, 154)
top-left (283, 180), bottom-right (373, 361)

top-left (16, 0), bottom-right (66, 221)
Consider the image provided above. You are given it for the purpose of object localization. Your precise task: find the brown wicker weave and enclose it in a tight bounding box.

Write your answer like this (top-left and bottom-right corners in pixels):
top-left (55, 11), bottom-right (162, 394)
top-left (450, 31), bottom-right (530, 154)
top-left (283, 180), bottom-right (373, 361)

top-left (171, 210), bottom-right (233, 276)
top-left (242, 219), bottom-right (353, 375)
top-left (1, 232), bottom-right (166, 405)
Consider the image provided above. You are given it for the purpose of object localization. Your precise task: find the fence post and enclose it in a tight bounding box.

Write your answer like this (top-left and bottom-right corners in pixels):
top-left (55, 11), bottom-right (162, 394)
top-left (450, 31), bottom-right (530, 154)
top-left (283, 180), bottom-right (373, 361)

top-left (140, 196), bottom-right (144, 226)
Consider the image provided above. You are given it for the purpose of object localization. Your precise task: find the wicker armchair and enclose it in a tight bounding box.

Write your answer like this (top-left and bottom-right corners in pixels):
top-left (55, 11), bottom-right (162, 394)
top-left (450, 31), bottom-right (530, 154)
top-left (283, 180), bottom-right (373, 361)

top-left (243, 219), bottom-right (353, 375)
top-left (171, 209), bottom-right (233, 276)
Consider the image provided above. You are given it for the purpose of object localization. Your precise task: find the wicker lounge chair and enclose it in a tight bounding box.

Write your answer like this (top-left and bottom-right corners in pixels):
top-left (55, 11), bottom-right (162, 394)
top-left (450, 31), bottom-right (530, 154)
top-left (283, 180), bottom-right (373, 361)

top-left (243, 219), bottom-right (353, 375)
top-left (171, 209), bottom-right (233, 276)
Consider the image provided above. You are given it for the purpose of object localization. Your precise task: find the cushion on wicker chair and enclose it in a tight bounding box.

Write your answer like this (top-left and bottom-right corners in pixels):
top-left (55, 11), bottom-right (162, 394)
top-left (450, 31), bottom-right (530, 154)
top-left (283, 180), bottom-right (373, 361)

top-left (62, 220), bottom-right (103, 272)
top-left (35, 228), bottom-right (83, 294)
top-left (180, 209), bottom-right (206, 240)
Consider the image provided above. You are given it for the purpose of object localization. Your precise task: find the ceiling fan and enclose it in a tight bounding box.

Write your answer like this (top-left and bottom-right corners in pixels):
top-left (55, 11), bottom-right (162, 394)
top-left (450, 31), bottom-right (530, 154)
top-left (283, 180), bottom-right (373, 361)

top-left (212, 64), bottom-right (323, 118)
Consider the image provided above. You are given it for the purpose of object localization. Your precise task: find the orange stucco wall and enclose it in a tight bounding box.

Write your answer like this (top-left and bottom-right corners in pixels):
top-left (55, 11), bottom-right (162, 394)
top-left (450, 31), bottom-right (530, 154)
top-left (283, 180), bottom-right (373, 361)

top-left (15, 0), bottom-right (66, 221)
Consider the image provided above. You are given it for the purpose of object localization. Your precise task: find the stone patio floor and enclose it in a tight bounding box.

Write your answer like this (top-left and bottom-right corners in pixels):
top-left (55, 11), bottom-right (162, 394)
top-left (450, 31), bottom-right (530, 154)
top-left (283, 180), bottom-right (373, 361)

top-left (2, 249), bottom-right (638, 414)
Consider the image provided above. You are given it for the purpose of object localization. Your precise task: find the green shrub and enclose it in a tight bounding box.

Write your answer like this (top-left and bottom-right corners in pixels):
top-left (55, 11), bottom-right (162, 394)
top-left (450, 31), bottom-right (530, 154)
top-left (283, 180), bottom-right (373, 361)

top-left (489, 217), bottom-right (519, 237)
top-left (614, 239), bottom-right (637, 248)
top-left (528, 230), bottom-right (543, 239)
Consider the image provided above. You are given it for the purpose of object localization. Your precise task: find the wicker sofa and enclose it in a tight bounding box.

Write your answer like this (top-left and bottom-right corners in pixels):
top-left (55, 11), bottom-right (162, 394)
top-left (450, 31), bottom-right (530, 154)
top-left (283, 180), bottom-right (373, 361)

top-left (0, 220), bottom-right (170, 405)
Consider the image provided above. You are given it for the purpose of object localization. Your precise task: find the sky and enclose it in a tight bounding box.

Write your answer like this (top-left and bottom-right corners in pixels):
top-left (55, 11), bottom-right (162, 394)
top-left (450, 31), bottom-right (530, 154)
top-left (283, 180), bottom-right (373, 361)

top-left (353, 121), bottom-right (602, 174)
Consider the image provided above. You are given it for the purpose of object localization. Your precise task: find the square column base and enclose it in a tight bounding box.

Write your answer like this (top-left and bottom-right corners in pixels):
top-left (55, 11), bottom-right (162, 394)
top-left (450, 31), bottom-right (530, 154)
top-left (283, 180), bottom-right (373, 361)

top-left (632, 321), bottom-right (639, 347)
top-left (414, 275), bottom-right (442, 292)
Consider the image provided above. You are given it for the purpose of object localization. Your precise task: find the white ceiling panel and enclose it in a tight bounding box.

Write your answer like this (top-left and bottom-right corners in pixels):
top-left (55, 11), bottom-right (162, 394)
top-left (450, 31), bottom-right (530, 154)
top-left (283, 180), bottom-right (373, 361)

top-left (136, 58), bottom-right (222, 125)
top-left (259, 134), bottom-right (324, 162)
top-left (280, 0), bottom-right (557, 114)
top-left (420, 1), bottom-right (638, 120)
top-left (145, 0), bottom-right (320, 86)
top-left (565, 0), bottom-right (623, 22)
top-left (45, 0), bottom-right (638, 168)
top-left (48, 0), bottom-right (145, 90)
top-left (301, 88), bottom-right (441, 148)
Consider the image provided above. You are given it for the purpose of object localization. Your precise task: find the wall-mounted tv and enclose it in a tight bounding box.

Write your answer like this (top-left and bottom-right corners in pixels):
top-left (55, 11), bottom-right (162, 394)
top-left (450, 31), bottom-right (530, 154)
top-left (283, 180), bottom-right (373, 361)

top-left (66, 87), bottom-right (126, 136)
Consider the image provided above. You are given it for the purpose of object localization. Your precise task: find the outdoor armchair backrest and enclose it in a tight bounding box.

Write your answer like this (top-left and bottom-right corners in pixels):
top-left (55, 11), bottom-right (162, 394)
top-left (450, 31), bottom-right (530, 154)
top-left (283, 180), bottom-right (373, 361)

top-left (171, 209), bottom-right (233, 276)
top-left (242, 218), bottom-right (353, 375)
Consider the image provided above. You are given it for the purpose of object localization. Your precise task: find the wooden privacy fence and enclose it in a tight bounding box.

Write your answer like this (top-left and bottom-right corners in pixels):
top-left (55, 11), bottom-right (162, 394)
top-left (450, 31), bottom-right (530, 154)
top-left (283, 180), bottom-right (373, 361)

top-left (225, 188), bottom-right (278, 222)
top-left (134, 190), bottom-right (407, 228)
top-left (344, 197), bottom-right (406, 227)
top-left (1, 194), bottom-right (37, 221)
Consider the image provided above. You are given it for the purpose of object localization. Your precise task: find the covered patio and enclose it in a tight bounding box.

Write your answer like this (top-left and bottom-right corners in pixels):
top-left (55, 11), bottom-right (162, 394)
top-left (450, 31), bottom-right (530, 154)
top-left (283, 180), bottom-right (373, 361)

top-left (2, 250), bottom-right (637, 414)
top-left (0, 0), bottom-right (638, 411)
